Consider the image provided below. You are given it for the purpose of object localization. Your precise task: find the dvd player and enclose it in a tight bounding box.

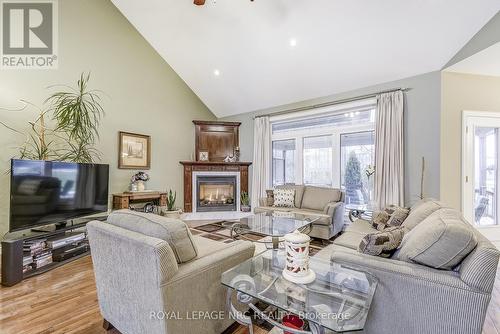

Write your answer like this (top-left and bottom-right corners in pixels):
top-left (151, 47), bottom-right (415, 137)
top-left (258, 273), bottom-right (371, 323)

top-left (52, 244), bottom-right (90, 262)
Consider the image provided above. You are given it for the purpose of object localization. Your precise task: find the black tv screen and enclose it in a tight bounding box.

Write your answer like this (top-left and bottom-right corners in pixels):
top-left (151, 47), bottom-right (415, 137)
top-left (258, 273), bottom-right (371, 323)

top-left (10, 159), bottom-right (109, 232)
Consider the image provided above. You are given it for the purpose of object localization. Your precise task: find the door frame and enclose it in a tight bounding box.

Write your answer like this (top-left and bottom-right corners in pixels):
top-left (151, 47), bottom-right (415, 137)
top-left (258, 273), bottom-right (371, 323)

top-left (462, 110), bottom-right (500, 235)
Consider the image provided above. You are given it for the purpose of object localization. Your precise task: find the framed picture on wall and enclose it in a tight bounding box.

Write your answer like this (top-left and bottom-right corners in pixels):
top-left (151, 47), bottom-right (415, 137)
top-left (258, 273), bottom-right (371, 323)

top-left (118, 131), bottom-right (151, 169)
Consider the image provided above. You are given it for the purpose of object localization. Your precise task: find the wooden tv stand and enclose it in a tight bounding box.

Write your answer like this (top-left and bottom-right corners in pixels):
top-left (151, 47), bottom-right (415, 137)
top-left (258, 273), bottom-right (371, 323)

top-left (112, 191), bottom-right (167, 210)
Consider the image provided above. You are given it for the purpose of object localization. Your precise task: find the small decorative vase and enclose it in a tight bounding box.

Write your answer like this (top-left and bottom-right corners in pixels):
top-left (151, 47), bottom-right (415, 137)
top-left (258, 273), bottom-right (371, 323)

top-left (136, 180), bottom-right (146, 192)
top-left (282, 230), bottom-right (316, 284)
top-left (130, 182), bottom-right (138, 192)
top-left (241, 205), bottom-right (251, 212)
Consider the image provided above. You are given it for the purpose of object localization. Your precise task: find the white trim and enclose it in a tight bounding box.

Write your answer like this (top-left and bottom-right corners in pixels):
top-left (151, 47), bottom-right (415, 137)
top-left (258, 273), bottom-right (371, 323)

top-left (462, 110), bottom-right (500, 239)
top-left (191, 171), bottom-right (241, 213)
top-left (269, 98), bottom-right (377, 123)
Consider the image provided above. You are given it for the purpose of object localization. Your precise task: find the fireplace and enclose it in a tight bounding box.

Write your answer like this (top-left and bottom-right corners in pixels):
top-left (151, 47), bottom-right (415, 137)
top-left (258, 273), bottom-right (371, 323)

top-left (196, 176), bottom-right (237, 212)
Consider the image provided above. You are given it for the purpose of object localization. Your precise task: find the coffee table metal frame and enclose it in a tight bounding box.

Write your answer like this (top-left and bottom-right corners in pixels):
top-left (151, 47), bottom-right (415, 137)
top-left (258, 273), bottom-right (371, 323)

top-left (227, 213), bottom-right (317, 249)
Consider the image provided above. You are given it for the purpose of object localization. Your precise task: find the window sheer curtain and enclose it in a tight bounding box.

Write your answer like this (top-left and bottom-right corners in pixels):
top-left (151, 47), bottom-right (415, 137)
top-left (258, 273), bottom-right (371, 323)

top-left (251, 116), bottom-right (271, 208)
top-left (374, 91), bottom-right (404, 209)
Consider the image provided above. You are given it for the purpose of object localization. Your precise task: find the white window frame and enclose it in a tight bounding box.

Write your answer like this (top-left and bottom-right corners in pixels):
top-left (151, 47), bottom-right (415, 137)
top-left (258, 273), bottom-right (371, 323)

top-left (270, 98), bottom-right (376, 188)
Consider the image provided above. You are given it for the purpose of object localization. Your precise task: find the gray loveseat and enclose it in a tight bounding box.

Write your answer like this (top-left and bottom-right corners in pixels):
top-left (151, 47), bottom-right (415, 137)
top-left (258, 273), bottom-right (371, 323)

top-left (315, 199), bottom-right (500, 334)
top-left (87, 210), bottom-right (255, 334)
top-left (255, 185), bottom-right (345, 240)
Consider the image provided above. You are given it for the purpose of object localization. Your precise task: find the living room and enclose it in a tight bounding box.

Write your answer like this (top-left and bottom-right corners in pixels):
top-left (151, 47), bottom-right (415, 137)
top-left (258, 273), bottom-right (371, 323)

top-left (0, 1), bottom-right (499, 333)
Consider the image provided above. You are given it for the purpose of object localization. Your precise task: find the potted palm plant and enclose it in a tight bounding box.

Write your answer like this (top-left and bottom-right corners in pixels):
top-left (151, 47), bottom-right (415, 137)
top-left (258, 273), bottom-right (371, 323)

top-left (162, 189), bottom-right (182, 218)
top-left (240, 191), bottom-right (251, 212)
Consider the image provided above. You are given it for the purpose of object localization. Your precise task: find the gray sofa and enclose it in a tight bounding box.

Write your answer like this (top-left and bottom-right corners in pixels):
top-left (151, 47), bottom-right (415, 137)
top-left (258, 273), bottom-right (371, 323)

top-left (315, 199), bottom-right (500, 334)
top-left (87, 210), bottom-right (255, 334)
top-left (255, 185), bottom-right (345, 240)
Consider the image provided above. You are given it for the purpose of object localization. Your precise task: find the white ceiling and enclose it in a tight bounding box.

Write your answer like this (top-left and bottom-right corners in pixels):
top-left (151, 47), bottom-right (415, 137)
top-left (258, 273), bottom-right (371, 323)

top-left (444, 42), bottom-right (500, 77)
top-left (111, 1), bottom-right (500, 117)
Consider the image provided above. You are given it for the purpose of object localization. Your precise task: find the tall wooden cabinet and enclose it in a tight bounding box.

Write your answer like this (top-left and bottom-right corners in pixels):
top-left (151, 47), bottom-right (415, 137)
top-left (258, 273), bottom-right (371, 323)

top-left (193, 120), bottom-right (241, 162)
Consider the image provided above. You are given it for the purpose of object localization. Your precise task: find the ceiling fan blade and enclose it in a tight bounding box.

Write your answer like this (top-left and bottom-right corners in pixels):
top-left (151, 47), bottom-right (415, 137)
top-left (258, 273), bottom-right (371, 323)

top-left (193, 0), bottom-right (206, 5)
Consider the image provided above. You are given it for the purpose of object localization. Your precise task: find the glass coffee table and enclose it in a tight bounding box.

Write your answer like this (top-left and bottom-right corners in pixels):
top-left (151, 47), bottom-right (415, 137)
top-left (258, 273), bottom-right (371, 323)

top-left (222, 249), bottom-right (377, 334)
top-left (226, 212), bottom-right (318, 249)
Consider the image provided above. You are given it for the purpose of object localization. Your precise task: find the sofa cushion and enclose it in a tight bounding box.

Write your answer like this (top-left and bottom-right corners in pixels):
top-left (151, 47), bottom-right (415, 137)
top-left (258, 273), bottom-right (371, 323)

top-left (401, 199), bottom-right (444, 231)
top-left (291, 208), bottom-right (332, 226)
top-left (345, 219), bottom-right (376, 234)
top-left (396, 208), bottom-right (478, 270)
top-left (275, 185), bottom-right (305, 208)
top-left (107, 210), bottom-right (198, 263)
top-left (273, 188), bottom-right (295, 207)
top-left (301, 186), bottom-right (342, 211)
top-left (333, 231), bottom-right (366, 250)
top-left (358, 227), bottom-right (405, 258)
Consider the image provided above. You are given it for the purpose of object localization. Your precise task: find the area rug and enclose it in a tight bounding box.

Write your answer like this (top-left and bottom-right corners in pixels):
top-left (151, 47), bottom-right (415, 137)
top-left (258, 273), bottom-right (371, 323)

top-left (189, 221), bottom-right (332, 255)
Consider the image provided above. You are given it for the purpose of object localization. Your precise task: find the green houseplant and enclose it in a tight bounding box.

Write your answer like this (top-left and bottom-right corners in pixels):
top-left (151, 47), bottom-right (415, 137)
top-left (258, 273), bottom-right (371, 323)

top-left (0, 73), bottom-right (104, 163)
top-left (162, 189), bottom-right (182, 218)
top-left (240, 191), bottom-right (251, 212)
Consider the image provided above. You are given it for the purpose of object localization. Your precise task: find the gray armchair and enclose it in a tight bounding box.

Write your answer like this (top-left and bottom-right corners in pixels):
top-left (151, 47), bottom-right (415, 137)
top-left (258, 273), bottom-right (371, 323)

top-left (87, 212), bottom-right (255, 334)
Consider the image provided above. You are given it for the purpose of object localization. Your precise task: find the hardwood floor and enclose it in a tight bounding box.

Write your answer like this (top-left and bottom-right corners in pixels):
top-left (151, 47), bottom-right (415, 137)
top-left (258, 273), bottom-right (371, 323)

top-left (0, 255), bottom-right (499, 334)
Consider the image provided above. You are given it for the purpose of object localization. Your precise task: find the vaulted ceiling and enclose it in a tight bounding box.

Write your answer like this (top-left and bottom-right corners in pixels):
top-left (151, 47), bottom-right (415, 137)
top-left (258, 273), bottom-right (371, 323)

top-left (111, 1), bottom-right (499, 117)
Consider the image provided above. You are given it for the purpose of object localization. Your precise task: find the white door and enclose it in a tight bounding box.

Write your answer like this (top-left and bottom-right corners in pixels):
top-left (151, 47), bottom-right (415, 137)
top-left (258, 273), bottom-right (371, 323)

top-left (463, 111), bottom-right (500, 244)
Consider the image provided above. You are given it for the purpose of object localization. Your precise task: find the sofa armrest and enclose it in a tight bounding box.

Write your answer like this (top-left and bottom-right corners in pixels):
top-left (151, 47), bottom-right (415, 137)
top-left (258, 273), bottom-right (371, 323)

top-left (324, 202), bottom-right (345, 235)
top-left (324, 201), bottom-right (344, 215)
top-left (160, 240), bottom-right (255, 333)
top-left (331, 250), bottom-right (475, 292)
top-left (167, 240), bottom-right (255, 284)
top-left (259, 197), bottom-right (268, 207)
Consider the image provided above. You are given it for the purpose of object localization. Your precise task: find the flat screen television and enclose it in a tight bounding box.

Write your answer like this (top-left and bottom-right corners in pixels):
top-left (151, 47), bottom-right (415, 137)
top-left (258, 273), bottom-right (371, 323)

top-left (9, 159), bottom-right (109, 232)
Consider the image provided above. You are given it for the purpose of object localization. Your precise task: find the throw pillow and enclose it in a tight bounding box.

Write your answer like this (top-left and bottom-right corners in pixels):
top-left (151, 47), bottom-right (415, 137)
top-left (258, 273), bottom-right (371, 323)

top-left (265, 189), bottom-right (275, 206)
top-left (386, 206), bottom-right (410, 227)
top-left (371, 211), bottom-right (391, 231)
top-left (358, 227), bottom-right (405, 258)
top-left (273, 188), bottom-right (295, 208)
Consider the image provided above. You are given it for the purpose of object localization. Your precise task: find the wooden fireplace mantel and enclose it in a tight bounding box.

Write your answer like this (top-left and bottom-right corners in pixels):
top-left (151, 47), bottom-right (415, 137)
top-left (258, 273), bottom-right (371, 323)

top-left (180, 161), bottom-right (252, 212)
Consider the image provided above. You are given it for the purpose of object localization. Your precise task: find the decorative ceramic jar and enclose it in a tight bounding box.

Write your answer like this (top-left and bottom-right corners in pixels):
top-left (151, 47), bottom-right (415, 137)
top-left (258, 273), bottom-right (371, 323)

top-left (282, 230), bottom-right (316, 284)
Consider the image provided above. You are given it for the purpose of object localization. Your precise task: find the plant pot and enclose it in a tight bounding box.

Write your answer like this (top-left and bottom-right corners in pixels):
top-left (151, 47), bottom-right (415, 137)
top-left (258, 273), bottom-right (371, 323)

top-left (241, 205), bottom-right (251, 212)
top-left (162, 209), bottom-right (182, 219)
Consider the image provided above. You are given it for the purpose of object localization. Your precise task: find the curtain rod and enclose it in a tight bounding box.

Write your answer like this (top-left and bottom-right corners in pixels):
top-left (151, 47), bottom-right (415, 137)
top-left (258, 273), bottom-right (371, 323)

top-left (254, 87), bottom-right (411, 119)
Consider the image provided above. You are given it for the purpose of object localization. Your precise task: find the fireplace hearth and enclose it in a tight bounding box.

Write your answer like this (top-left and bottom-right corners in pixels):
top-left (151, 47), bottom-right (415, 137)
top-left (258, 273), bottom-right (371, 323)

top-left (196, 176), bottom-right (237, 212)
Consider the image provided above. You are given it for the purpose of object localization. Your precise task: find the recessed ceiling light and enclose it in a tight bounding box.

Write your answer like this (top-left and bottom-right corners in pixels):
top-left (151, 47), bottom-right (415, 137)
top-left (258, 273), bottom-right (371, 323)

top-left (213, 69), bottom-right (220, 76)
top-left (289, 38), bottom-right (297, 47)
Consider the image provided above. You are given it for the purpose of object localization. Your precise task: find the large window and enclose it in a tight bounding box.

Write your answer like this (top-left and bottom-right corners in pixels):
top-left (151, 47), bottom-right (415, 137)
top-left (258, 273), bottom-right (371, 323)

top-left (271, 101), bottom-right (376, 206)
top-left (340, 131), bottom-right (375, 205)
top-left (303, 136), bottom-right (333, 186)
top-left (272, 139), bottom-right (296, 186)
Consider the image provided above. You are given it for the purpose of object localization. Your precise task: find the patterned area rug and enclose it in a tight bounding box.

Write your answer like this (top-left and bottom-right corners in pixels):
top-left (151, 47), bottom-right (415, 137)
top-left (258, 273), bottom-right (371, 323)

top-left (189, 221), bottom-right (332, 256)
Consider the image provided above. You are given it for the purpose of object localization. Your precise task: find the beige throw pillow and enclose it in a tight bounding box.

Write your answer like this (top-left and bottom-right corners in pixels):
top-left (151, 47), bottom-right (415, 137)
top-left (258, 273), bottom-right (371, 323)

top-left (371, 211), bottom-right (391, 231)
top-left (358, 227), bottom-right (405, 258)
top-left (273, 188), bottom-right (295, 208)
top-left (371, 205), bottom-right (409, 230)
top-left (386, 206), bottom-right (410, 227)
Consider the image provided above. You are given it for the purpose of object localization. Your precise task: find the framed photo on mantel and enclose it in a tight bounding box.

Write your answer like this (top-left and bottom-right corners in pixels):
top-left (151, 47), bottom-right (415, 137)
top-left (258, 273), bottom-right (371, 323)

top-left (118, 131), bottom-right (151, 169)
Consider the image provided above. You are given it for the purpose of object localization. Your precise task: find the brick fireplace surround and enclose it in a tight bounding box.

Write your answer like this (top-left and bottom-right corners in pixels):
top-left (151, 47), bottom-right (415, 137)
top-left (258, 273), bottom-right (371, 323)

top-left (180, 161), bottom-right (251, 213)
